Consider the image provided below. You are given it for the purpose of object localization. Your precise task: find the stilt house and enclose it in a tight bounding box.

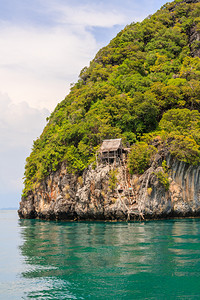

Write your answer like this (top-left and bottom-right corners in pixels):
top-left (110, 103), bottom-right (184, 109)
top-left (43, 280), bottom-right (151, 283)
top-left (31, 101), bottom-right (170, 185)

top-left (98, 138), bottom-right (124, 164)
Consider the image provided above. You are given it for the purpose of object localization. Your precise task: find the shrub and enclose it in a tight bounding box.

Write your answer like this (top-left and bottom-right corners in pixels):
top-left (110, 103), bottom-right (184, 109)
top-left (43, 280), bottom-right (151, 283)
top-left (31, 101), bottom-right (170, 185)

top-left (108, 169), bottom-right (118, 192)
top-left (159, 108), bottom-right (200, 134)
top-left (154, 170), bottom-right (170, 191)
top-left (168, 134), bottom-right (200, 165)
top-left (128, 142), bottom-right (157, 174)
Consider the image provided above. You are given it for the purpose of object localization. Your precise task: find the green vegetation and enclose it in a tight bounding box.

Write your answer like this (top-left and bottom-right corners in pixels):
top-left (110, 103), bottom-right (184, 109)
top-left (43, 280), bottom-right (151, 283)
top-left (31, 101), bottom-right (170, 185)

top-left (154, 161), bottom-right (170, 191)
top-left (160, 109), bottom-right (200, 165)
top-left (108, 169), bottom-right (118, 192)
top-left (168, 134), bottom-right (200, 165)
top-left (128, 142), bottom-right (157, 174)
top-left (154, 170), bottom-right (170, 191)
top-left (23, 0), bottom-right (200, 196)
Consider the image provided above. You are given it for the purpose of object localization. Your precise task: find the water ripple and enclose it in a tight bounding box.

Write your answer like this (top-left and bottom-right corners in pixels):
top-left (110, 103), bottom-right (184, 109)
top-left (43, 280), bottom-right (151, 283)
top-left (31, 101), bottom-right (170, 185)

top-left (1, 212), bottom-right (200, 299)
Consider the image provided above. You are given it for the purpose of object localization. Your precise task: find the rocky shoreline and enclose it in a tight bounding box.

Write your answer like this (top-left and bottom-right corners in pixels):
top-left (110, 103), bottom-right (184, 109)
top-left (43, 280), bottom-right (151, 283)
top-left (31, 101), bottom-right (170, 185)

top-left (18, 147), bottom-right (200, 221)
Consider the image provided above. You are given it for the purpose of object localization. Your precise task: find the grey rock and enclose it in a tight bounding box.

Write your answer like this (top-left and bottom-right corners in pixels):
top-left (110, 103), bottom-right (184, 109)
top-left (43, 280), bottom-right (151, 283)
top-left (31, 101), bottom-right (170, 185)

top-left (18, 150), bottom-right (200, 221)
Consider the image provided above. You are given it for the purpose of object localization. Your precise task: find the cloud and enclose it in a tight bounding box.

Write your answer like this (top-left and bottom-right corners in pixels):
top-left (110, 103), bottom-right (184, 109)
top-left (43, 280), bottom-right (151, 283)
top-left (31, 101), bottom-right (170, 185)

top-left (0, 1), bottom-right (129, 111)
top-left (0, 22), bottom-right (99, 110)
top-left (0, 92), bottom-right (49, 195)
top-left (0, 92), bottom-right (49, 150)
top-left (49, 3), bottom-right (126, 28)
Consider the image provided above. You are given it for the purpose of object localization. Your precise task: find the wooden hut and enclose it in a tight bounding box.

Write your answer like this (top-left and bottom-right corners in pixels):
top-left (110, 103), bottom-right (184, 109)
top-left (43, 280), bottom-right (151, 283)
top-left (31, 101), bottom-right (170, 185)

top-left (98, 139), bottom-right (124, 164)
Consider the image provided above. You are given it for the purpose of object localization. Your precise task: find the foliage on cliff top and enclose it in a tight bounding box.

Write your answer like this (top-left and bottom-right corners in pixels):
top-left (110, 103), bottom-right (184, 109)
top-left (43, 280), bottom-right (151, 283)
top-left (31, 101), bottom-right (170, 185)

top-left (23, 0), bottom-right (200, 195)
top-left (160, 108), bottom-right (200, 164)
top-left (128, 142), bottom-right (157, 175)
top-left (137, 108), bottom-right (200, 170)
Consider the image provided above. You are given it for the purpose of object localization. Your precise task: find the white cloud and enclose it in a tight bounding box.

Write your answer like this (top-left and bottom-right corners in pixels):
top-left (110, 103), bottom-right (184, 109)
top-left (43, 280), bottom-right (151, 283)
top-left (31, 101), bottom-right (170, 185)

top-left (50, 3), bottom-right (126, 28)
top-left (0, 92), bottom-right (49, 151)
top-left (0, 23), bottom-right (99, 110)
top-left (0, 0), bottom-right (131, 111)
top-left (0, 92), bottom-right (49, 195)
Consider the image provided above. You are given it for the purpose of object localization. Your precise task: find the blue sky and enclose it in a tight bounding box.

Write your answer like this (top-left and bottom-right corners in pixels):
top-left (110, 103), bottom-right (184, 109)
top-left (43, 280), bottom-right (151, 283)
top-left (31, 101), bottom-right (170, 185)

top-left (0, 0), bottom-right (170, 209)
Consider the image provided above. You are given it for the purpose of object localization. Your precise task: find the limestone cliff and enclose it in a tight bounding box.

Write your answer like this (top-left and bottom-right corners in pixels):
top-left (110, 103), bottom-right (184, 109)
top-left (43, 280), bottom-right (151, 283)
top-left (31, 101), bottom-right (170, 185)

top-left (18, 149), bottom-right (200, 221)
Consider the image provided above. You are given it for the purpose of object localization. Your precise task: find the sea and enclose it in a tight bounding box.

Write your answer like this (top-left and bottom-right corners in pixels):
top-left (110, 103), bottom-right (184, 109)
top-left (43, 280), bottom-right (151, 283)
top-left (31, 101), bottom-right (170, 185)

top-left (1, 210), bottom-right (200, 299)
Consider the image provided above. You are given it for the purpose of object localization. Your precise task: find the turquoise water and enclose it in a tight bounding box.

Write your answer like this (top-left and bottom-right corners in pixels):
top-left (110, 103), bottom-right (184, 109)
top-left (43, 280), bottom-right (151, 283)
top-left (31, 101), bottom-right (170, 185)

top-left (1, 211), bottom-right (200, 299)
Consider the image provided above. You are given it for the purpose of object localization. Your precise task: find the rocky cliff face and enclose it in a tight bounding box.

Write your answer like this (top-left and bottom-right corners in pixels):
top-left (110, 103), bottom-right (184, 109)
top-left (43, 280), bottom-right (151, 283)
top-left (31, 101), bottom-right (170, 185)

top-left (18, 149), bottom-right (200, 221)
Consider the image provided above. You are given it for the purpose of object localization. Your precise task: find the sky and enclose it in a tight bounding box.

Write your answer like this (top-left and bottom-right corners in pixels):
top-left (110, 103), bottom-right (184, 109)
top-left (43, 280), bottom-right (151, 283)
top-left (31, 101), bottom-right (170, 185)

top-left (0, 0), bottom-right (170, 209)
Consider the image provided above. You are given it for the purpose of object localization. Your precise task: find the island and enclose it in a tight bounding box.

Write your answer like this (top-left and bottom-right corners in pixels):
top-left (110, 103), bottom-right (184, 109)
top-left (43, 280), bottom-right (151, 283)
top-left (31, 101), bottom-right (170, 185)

top-left (19, 0), bottom-right (200, 221)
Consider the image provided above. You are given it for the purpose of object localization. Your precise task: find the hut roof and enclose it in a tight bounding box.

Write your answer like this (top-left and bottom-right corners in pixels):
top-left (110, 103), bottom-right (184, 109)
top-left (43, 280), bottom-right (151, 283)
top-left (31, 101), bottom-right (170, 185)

top-left (99, 139), bottom-right (122, 152)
